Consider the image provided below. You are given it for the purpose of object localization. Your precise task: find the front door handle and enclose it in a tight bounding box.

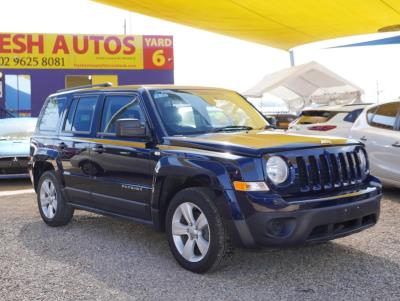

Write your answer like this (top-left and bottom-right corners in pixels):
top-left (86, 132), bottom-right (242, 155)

top-left (360, 136), bottom-right (367, 141)
top-left (392, 142), bottom-right (400, 148)
top-left (92, 145), bottom-right (105, 153)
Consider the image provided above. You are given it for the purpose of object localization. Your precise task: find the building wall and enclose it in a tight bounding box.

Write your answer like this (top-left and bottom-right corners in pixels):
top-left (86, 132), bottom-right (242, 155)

top-left (0, 68), bottom-right (174, 117)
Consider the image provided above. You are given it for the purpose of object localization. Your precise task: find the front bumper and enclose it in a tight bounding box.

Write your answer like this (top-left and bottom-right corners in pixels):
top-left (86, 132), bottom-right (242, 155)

top-left (226, 185), bottom-right (382, 248)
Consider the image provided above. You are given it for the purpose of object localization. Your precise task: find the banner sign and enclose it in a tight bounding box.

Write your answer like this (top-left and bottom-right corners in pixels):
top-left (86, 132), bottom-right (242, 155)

top-left (0, 33), bottom-right (173, 70)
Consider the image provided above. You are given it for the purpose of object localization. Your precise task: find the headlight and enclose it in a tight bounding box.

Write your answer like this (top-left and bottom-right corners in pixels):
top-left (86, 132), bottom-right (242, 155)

top-left (266, 156), bottom-right (289, 185)
top-left (357, 149), bottom-right (368, 173)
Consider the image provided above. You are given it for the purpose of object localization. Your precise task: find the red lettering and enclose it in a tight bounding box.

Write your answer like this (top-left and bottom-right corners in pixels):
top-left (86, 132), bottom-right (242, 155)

top-left (104, 36), bottom-right (121, 55)
top-left (123, 37), bottom-right (136, 55)
top-left (52, 35), bottom-right (69, 54)
top-left (89, 36), bottom-right (104, 54)
top-left (12, 34), bottom-right (27, 54)
top-left (27, 34), bottom-right (44, 53)
top-left (0, 34), bottom-right (11, 53)
top-left (72, 35), bottom-right (88, 54)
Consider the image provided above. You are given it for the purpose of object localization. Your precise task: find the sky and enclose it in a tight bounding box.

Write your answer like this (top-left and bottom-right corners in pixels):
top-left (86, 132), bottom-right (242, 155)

top-left (1, 0), bottom-right (400, 106)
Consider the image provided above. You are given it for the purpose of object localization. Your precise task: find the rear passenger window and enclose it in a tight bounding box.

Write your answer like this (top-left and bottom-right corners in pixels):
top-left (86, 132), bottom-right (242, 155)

top-left (38, 97), bottom-right (66, 131)
top-left (368, 102), bottom-right (399, 130)
top-left (64, 96), bottom-right (97, 132)
top-left (100, 95), bottom-right (145, 134)
top-left (344, 109), bottom-right (363, 123)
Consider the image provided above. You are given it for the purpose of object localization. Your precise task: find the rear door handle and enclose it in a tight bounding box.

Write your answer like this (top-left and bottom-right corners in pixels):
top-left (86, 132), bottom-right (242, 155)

top-left (392, 142), bottom-right (400, 148)
top-left (360, 136), bottom-right (367, 141)
top-left (91, 145), bottom-right (105, 153)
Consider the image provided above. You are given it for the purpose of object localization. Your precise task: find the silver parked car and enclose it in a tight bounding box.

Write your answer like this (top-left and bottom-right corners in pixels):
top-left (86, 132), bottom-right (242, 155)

top-left (0, 117), bottom-right (37, 178)
top-left (350, 101), bottom-right (400, 188)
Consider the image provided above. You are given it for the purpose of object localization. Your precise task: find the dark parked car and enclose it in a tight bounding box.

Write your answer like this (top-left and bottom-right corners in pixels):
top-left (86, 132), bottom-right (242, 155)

top-left (30, 84), bottom-right (382, 273)
top-left (0, 117), bottom-right (37, 178)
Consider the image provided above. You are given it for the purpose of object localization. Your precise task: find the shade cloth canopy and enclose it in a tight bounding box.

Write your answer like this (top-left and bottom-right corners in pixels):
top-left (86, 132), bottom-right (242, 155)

top-left (243, 61), bottom-right (363, 111)
top-left (94, 0), bottom-right (400, 49)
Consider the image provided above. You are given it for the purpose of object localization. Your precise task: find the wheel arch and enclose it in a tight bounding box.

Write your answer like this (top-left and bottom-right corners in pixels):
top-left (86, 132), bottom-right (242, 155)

top-left (31, 149), bottom-right (63, 192)
top-left (150, 156), bottom-right (234, 231)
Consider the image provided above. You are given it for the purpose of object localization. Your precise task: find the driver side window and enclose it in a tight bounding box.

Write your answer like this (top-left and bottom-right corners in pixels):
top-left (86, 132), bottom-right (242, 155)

top-left (100, 95), bottom-right (145, 134)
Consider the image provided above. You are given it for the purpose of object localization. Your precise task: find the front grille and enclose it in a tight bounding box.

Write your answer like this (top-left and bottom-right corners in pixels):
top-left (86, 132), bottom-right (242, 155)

top-left (0, 157), bottom-right (30, 170)
top-left (295, 149), bottom-right (365, 193)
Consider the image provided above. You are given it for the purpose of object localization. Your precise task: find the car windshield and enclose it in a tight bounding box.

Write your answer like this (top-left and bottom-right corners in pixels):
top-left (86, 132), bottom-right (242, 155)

top-left (151, 89), bottom-right (268, 135)
top-left (0, 118), bottom-right (37, 140)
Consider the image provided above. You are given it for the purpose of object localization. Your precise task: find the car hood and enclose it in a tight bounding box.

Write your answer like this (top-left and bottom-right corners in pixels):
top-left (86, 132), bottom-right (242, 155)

top-left (0, 139), bottom-right (30, 157)
top-left (163, 130), bottom-right (358, 157)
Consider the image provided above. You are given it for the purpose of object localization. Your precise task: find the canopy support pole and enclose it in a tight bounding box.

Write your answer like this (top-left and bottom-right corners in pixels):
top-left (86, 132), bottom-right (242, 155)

top-left (289, 50), bottom-right (295, 66)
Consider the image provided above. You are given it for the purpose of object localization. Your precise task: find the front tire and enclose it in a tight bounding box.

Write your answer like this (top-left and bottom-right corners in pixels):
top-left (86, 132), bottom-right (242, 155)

top-left (37, 171), bottom-right (74, 227)
top-left (166, 187), bottom-right (231, 273)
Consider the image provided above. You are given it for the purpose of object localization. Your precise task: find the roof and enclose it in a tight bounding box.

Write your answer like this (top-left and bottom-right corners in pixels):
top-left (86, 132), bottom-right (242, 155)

top-left (243, 61), bottom-right (364, 111)
top-left (52, 84), bottom-right (233, 96)
top-left (303, 103), bottom-right (372, 112)
top-left (94, 0), bottom-right (400, 50)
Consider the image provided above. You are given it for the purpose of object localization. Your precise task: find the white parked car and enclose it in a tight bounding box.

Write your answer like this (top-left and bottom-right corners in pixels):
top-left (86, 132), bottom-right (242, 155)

top-left (288, 104), bottom-right (372, 137)
top-left (350, 100), bottom-right (400, 188)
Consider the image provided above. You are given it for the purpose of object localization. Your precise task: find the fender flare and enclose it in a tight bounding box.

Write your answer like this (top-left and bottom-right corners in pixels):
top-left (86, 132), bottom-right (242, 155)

top-left (31, 147), bottom-right (64, 189)
top-left (150, 155), bottom-right (238, 230)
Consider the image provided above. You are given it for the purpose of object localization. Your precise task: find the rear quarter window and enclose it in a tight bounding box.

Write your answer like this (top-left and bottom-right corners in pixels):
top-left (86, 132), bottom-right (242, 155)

top-left (38, 97), bottom-right (66, 131)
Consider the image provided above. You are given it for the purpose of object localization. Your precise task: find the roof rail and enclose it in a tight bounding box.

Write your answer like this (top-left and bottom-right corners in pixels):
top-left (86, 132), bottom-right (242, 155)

top-left (56, 82), bottom-right (113, 93)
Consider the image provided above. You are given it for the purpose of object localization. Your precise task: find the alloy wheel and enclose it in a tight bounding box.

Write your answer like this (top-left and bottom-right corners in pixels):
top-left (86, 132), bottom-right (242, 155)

top-left (40, 179), bottom-right (58, 219)
top-left (171, 202), bottom-right (210, 262)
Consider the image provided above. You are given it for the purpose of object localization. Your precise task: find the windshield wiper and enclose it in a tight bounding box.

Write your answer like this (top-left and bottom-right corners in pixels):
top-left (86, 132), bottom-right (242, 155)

top-left (212, 125), bottom-right (253, 132)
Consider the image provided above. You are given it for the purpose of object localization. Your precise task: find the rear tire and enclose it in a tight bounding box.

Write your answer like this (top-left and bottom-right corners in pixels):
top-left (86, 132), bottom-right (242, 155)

top-left (37, 171), bottom-right (74, 227)
top-left (166, 187), bottom-right (231, 273)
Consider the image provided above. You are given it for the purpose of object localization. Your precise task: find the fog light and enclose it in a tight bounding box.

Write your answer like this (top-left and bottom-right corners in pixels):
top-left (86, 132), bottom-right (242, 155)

top-left (266, 218), bottom-right (296, 238)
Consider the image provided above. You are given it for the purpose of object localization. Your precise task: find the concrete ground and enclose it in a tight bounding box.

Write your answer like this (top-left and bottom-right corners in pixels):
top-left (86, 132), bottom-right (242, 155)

top-left (0, 179), bottom-right (399, 300)
top-left (0, 178), bottom-right (32, 192)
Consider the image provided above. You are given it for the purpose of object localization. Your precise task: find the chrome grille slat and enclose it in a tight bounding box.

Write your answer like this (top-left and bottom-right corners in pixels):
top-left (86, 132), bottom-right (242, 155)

top-left (319, 154), bottom-right (333, 189)
top-left (296, 157), bottom-right (310, 192)
top-left (346, 152), bottom-right (356, 184)
top-left (308, 156), bottom-right (322, 191)
top-left (329, 153), bottom-right (340, 187)
top-left (338, 153), bottom-right (350, 185)
top-left (352, 152), bottom-right (362, 180)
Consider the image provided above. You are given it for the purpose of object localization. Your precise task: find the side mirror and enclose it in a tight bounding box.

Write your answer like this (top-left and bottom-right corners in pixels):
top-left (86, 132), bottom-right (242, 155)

top-left (116, 118), bottom-right (147, 138)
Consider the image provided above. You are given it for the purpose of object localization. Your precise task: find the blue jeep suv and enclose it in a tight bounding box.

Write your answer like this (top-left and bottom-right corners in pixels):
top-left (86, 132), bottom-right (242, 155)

top-left (29, 83), bottom-right (382, 273)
